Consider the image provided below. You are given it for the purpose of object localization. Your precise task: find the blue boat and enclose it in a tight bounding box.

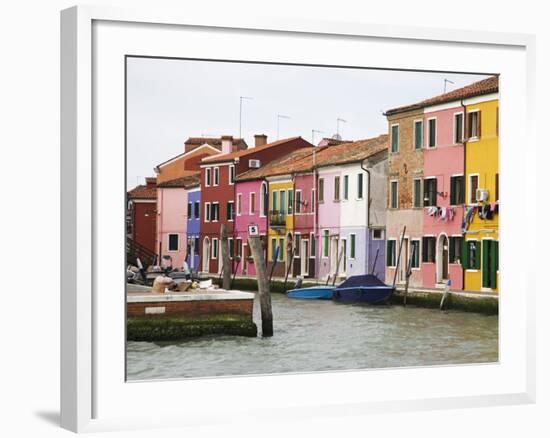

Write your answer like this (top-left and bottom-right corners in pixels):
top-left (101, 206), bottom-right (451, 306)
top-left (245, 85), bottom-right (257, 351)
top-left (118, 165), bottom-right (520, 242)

top-left (287, 286), bottom-right (335, 300)
top-left (332, 275), bottom-right (394, 304)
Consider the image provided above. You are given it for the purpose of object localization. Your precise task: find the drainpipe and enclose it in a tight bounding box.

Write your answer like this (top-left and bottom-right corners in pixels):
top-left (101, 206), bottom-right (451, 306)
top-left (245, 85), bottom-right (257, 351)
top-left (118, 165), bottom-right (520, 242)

top-left (360, 158), bottom-right (372, 275)
top-left (461, 98), bottom-right (467, 290)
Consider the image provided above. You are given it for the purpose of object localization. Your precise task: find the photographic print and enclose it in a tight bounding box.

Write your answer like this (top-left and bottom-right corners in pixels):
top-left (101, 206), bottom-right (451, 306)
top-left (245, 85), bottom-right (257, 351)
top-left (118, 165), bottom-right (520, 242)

top-left (125, 57), bottom-right (499, 381)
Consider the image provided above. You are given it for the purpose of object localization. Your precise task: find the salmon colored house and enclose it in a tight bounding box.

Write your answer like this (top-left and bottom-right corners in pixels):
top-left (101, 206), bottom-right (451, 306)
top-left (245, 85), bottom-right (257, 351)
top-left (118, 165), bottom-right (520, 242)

top-left (199, 135), bottom-right (313, 274)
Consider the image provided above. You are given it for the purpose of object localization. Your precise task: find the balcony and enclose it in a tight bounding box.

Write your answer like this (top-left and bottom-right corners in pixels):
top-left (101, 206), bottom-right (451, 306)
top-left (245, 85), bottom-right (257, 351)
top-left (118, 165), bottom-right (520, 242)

top-left (269, 210), bottom-right (286, 228)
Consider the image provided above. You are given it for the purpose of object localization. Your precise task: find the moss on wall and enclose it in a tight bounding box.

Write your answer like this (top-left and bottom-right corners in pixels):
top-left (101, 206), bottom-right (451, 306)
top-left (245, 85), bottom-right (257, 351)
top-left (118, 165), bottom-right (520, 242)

top-left (391, 291), bottom-right (498, 315)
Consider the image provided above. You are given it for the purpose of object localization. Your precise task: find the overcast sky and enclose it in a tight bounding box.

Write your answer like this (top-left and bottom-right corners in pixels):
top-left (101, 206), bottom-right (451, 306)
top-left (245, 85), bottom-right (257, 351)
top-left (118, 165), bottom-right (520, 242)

top-left (126, 57), bottom-right (491, 188)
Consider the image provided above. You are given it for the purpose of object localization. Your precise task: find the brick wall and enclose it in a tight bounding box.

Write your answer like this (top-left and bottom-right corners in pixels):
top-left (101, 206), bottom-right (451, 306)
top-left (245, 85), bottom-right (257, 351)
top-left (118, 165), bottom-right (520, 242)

top-left (127, 298), bottom-right (254, 318)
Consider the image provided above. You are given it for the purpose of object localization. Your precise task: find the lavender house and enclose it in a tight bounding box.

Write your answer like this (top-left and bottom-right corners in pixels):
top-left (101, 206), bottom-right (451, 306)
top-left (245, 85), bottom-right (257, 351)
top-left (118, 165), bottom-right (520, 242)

top-left (186, 182), bottom-right (201, 272)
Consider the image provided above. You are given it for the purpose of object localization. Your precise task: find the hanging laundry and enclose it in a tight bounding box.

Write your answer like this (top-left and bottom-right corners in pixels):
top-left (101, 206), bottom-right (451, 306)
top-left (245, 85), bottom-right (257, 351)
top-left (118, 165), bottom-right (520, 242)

top-left (440, 207), bottom-right (448, 221)
top-left (462, 206), bottom-right (475, 232)
top-left (427, 206), bottom-right (438, 216)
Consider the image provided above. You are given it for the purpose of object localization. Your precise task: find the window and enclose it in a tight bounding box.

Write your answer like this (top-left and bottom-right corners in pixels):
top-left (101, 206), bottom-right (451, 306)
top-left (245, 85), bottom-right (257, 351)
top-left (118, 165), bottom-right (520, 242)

top-left (464, 240), bottom-right (480, 270)
top-left (373, 229), bottom-right (383, 240)
top-left (287, 189), bottom-right (293, 214)
top-left (227, 201), bottom-right (234, 221)
top-left (272, 191), bottom-right (278, 211)
top-left (205, 202), bottom-right (211, 222)
top-left (250, 192), bottom-right (256, 214)
top-left (318, 178), bottom-right (324, 202)
top-left (278, 238), bottom-right (285, 261)
top-left (413, 178), bottom-right (422, 208)
top-left (236, 194), bottom-right (242, 215)
top-left (295, 190), bottom-right (302, 213)
top-left (271, 238), bottom-right (277, 261)
top-left (386, 240), bottom-right (396, 267)
top-left (261, 183), bottom-right (268, 216)
top-left (343, 175), bottom-right (349, 200)
top-left (495, 173), bottom-right (499, 202)
top-left (390, 180), bottom-right (398, 209)
top-left (454, 113), bottom-right (464, 144)
top-left (205, 168), bottom-right (211, 186)
top-left (211, 203), bottom-right (219, 221)
top-left (391, 124), bottom-right (399, 153)
top-left (322, 230), bottom-right (329, 258)
top-left (294, 234), bottom-right (301, 257)
top-left (212, 238), bottom-right (218, 259)
top-left (213, 167), bottom-right (219, 186)
top-left (423, 178), bottom-right (437, 207)
top-left (334, 176), bottom-right (340, 201)
top-left (194, 201), bottom-right (200, 219)
top-left (410, 239), bottom-right (420, 268)
top-left (414, 120), bottom-right (423, 149)
top-left (357, 174), bottom-right (364, 200)
top-left (228, 238), bottom-right (234, 259)
top-left (469, 175), bottom-right (479, 204)
top-left (229, 165), bottom-right (235, 184)
top-left (449, 236), bottom-right (463, 263)
top-left (310, 233), bottom-right (316, 257)
top-left (236, 238), bottom-right (242, 258)
top-left (450, 175), bottom-right (465, 205)
top-left (350, 234), bottom-right (356, 259)
top-left (422, 236), bottom-right (436, 263)
top-left (187, 202), bottom-right (192, 219)
top-left (279, 190), bottom-right (286, 215)
top-left (194, 237), bottom-right (200, 252)
top-left (467, 111), bottom-right (481, 139)
top-left (168, 234), bottom-right (179, 251)
top-left (427, 118), bottom-right (437, 148)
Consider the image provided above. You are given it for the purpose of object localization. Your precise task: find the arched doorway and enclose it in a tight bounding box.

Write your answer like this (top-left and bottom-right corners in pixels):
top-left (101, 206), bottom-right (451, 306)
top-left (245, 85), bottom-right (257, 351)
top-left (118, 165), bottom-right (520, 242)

top-left (202, 237), bottom-right (210, 272)
top-left (437, 234), bottom-right (449, 284)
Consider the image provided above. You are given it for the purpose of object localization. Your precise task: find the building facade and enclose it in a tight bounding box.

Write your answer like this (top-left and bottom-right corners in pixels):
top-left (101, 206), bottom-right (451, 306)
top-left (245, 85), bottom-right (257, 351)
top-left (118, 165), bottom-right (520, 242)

top-left (186, 185), bottom-right (201, 271)
top-left (127, 176), bottom-right (157, 254)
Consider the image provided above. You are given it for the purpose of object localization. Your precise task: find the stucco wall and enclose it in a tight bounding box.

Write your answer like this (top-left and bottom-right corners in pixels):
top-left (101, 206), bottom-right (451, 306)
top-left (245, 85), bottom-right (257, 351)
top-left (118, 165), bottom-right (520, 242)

top-left (157, 187), bottom-right (188, 267)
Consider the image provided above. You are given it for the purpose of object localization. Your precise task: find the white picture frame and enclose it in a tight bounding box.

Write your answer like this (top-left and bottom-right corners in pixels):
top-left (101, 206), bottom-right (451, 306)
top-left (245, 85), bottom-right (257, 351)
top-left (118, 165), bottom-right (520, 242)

top-left (60, 5), bottom-right (536, 433)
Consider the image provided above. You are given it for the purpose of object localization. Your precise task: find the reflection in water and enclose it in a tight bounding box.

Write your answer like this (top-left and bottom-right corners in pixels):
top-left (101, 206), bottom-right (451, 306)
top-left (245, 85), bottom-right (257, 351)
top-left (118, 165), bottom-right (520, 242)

top-left (127, 294), bottom-right (498, 380)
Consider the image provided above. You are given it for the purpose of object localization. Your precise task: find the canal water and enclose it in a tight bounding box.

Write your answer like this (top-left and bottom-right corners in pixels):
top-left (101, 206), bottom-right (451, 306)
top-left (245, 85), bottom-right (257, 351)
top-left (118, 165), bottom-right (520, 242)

top-left (126, 294), bottom-right (498, 381)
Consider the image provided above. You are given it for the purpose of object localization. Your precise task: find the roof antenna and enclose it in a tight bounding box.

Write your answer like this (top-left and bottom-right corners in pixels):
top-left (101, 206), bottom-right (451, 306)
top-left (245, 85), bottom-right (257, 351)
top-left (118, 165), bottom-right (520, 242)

top-left (444, 79), bottom-right (455, 93)
top-left (277, 114), bottom-right (291, 140)
top-left (312, 129), bottom-right (324, 145)
top-left (336, 117), bottom-right (347, 138)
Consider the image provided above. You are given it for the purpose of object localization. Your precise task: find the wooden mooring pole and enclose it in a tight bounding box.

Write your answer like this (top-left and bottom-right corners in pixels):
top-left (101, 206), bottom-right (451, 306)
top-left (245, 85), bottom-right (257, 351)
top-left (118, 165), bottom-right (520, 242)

top-left (220, 224), bottom-right (232, 290)
top-left (249, 235), bottom-right (273, 337)
top-left (392, 226), bottom-right (407, 288)
top-left (403, 244), bottom-right (415, 306)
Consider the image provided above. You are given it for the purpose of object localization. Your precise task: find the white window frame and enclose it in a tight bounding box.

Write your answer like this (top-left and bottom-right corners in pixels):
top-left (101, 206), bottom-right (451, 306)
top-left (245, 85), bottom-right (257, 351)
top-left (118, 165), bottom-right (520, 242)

top-left (453, 111), bottom-right (464, 145)
top-left (204, 202), bottom-right (211, 222)
top-left (228, 237), bottom-right (234, 259)
top-left (318, 178), bottom-right (325, 203)
top-left (390, 179), bottom-right (398, 209)
top-left (343, 175), bottom-right (349, 201)
top-left (249, 191), bottom-right (256, 215)
top-left (213, 167), bottom-right (220, 186)
top-left (465, 238), bottom-right (479, 272)
top-left (309, 232), bottom-right (316, 259)
top-left (426, 117), bottom-right (437, 148)
top-left (390, 123), bottom-right (399, 153)
top-left (205, 168), bottom-right (211, 187)
top-left (212, 238), bottom-right (219, 259)
top-left (228, 165), bottom-right (235, 185)
top-left (334, 176), bottom-right (341, 201)
top-left (413, 119), bottom-right (423, 150)
top-left (372, 229), bottom-right (384, 240)
top-left (167, 233), bottom-right (179, 252)
top-left (387, 238), bottom-right (397, 267)
top-left (322, 229), bottom-right (330, 258)
top-left (349, 233), bottom-right (356, 260)
top-left (450, 173), bottom-right (465, 206)
top-left (468, 173), bottom-right (480, 205)
top-left (356, 173), bottom-right (364, 200)
top-left (295, 189), bottom-right (302, 214)
top-left (236, 193), bottom-right (242, 216)
top-left (212, 202), bottom-right (219, 222)
top-left (227, 201), bottom-right (235, 222)
top-left (294, 232), bottom-right (301, 257)
top-left (467, 109), bottom-right (481, 141)
top-left (194, 201), bottom-right (200, 220)
top-left (423, 176), bottom-right (437, 207)
top-left (410, 238), bottom-right (421, 270)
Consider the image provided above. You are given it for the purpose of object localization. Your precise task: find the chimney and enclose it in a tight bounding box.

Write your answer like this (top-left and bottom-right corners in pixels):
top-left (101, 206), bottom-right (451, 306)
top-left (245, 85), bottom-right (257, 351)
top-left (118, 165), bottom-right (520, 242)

top-left (145, 177), bottom-right (157, 188)
top-left (254, 134), bottom-right (268, 148)
top-left (221, 135), bottom-right (233, 154)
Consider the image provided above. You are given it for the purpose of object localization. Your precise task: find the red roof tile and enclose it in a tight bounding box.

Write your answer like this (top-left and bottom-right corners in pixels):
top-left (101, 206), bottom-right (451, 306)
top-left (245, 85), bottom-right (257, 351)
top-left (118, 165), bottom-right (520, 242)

top-left (127, 184), bottom-right (157, 200)
top-left (201, 136), bottom-right (306, 164)
top-left (385, 76), bottom-right (499, 116)
top-left (237, 134), bottom-right (388, 181)
top-left (157, 173), bottom-right (200, 188)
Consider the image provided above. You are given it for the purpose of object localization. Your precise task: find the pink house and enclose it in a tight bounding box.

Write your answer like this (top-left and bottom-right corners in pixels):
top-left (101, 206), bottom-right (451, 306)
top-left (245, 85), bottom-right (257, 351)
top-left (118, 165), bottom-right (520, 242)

top-left (422, 104), bottom-right (465, 290)
top-left (156, 175), bottom-right (200, 269)
top-left (233, 179), bottom-right (269, 276)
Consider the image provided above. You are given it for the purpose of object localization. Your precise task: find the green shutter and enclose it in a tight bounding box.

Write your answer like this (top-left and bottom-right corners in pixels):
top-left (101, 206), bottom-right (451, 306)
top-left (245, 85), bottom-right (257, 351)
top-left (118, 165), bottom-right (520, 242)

top-left (450, 178), bottom-right (456, 205)
top-left (481, 241), bottom-right (489, 286)
top-left (449, 237), bottom-right (455, 263)
top-left (461, 239), bottom-right (468, 269)
top-left (489, 240), bottom-right (498, 289)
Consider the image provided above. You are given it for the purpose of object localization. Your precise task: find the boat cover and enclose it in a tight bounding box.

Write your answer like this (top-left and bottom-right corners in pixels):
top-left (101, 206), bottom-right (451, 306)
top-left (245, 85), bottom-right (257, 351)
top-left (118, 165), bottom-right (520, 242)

top-left (336, 275), bottom-right (389, 289)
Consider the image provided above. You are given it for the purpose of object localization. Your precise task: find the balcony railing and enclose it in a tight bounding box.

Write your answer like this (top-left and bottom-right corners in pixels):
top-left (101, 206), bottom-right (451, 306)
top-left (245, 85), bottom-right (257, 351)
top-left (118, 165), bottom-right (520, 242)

top-left (269, 210), bottom-right (286, 227)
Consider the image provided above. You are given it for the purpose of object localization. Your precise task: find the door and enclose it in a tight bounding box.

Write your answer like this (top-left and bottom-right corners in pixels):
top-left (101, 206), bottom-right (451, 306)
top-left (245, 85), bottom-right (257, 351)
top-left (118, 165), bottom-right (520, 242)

top-left (341, 239), bottom-right (347, 275)
top-left (482, 239), bottom-right (499, 289)
top-left (189, 238), bottom-right (195, 269)
top-left (202, 238), bottom-right (210, 272)
top-left (301, 239), bottom-right (309, 276)
top-left (437, 235), bottom-right (450, 283)
top-left (330, 236), bottom-right (339, 275)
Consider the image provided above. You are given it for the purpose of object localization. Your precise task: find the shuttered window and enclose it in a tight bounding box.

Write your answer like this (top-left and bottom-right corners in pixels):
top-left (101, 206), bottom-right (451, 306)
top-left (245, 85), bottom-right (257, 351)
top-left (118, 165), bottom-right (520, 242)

top-left (414, 120), bottom-right (423, 149)
top-left (194, 201), bottom-right (200, 219)
top-left (288, 189), bottom-right (293, 214)
top-left (350, 234), bottom-right (356, 259)
top-left (428, 118), bottom-right (437, 147)
top-left (410, 240), bottom-right (420, 268)
top-left (449, 236), bottom-right (463, 263)
top-left (450, 175), bottom-right (465, 205)
top-left (413, 178), bottom-right (422, 208)
top-left (271, 238), bottom-right (277, 261)
top-left (390, 180), bottom-right (398, 209)
top-left (318, 178), bottom-right (324, 202)
top-left (187, 202), bottom-right (192, 219)
top-left (424, 178), bottom-right (437, 207)
top-left (467, 111), bottom-right (481, 139)
top-left (343, 175), bottom-right (349, 200)
top-left (357, 174), bottom-right (364, 199)
top-left (462, 240), bottom-right (481, 270)
top-left (294, 234), bottom-right (301, 257)
top-left (334, 177), bottom-right (340, 201)
top-left (422, 236), bottom-right (436, 263)
top-left (454, 113), bottom-right (464, 143)
top-left (295, 190), bottom-right (302, 213)
top-left (279, 191), bottom-right (286, 215)
top-left (278, 238), bottom-right (285, 261)
top-left (323, 230), bottom-right (329, 258)
top-left (168, 234), bottom-right (179, 251)
top-left (386, 240), bottom-right (396, 267)
top-left (391, 124), bottom-right (399, 153)
top-left (482, 240), bottom-right (499, 289)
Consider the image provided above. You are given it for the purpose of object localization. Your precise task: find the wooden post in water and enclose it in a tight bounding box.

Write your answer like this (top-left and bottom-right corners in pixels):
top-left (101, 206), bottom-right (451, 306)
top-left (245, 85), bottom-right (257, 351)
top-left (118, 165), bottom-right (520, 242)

top-left (220, 224), bottom-right (232, 290)
top-left (249, 235), bottom-right (273, 337)
top-left (392, 226), bottom-right (407, 288)
top-left (403, 244), bottom-right (415, 306)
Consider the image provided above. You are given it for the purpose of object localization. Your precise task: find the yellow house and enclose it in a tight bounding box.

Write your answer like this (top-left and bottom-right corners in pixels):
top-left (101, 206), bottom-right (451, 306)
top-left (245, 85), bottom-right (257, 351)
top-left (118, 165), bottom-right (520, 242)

top-left (463, 94), bottom-right (499, 292)
top-left (266, 177), bottom-right (295, 278)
